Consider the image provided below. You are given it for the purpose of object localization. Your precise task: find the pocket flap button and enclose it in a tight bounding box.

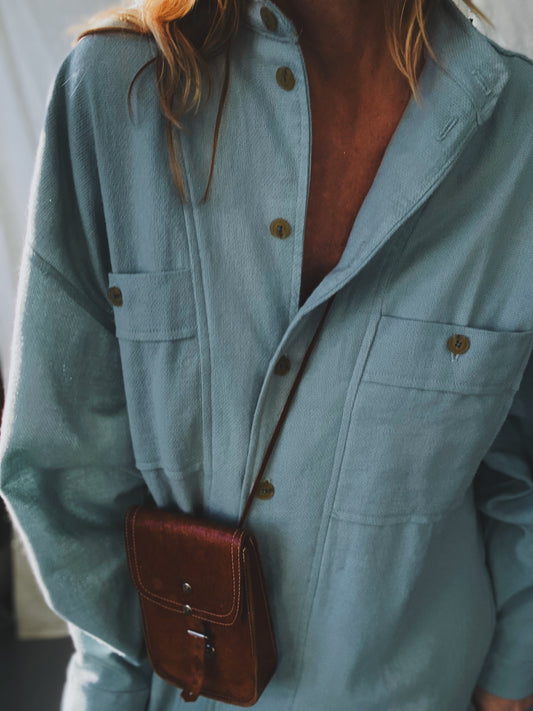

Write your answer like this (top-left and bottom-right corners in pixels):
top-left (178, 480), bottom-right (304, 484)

top-left (447, 334), bottom-right (470, 355)
top-left (107, 286), bottom-right (123, 306)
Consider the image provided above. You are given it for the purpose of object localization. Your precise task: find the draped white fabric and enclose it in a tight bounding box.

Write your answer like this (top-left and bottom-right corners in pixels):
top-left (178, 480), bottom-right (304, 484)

top-left (466, 0), bottom-right (533, 58)
top-left (0, 0), bottom-right (110, 380)
top-left (0, 0), bottom-right (531, 642)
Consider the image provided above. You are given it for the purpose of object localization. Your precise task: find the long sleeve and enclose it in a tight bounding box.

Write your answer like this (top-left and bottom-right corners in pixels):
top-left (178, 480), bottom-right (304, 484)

top-left (474, 352), bottom-right (533, 699)
top-left (0, 45), bottom-right (152, 710)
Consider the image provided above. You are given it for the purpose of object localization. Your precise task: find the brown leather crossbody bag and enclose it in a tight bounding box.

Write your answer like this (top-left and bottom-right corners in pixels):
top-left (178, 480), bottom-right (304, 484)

top-left (124, 296), bottom-right (335, 706)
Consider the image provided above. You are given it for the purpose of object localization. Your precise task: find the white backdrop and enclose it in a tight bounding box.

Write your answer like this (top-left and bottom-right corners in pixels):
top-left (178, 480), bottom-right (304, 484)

top-left (0, 0), bottom-right (532, 639)
top-left (466, 0), bottom-right (533, 57)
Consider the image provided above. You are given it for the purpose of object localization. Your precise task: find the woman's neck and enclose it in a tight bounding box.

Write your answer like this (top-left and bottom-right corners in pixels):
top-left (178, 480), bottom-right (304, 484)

top-left (271, 0), bottom-right (391, 84)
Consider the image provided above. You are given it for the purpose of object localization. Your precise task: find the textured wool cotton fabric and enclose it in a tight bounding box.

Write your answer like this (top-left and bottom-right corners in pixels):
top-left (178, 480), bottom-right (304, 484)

top-left (1, 1), bottom-right (533, 709)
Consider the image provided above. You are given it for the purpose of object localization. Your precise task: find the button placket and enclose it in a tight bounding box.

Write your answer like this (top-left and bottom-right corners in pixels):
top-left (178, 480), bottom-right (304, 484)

top-left (240, 316), bottom-right (317, 513)
top-left (237, 35), bottom-right (311, 509)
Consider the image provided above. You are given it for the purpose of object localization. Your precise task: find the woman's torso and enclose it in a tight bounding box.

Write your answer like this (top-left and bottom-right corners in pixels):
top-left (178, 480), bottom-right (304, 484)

top-left (4, 4), bottom-right (533, 710)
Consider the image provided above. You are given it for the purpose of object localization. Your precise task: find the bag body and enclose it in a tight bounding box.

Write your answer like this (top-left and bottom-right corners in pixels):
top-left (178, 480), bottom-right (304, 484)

top-left (125, 505), bottom-right (277, 706)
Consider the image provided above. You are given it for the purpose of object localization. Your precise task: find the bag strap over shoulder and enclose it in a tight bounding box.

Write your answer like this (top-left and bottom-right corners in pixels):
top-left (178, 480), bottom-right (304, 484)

top-left (239, 295), bottom-right (335, 528)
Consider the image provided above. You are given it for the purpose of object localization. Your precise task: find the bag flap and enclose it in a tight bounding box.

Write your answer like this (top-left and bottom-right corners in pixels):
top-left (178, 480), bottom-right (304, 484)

top-left (125, 506), bottom-right (247, 624)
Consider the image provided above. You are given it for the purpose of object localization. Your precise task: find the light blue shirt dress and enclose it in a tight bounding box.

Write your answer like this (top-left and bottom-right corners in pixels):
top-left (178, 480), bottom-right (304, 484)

top-left (1, 1), bottom-right (533, 709)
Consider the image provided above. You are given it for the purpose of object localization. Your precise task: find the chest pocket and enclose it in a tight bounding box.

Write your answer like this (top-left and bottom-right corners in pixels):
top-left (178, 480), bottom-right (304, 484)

top-left (333, 314), bottom-right (533, 524)
top-left (107, 270), bottom-right (202, 478)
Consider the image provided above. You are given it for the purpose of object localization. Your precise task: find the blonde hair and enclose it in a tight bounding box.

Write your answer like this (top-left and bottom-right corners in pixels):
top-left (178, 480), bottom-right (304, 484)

top-left (77, 0), bottom-right (486, 200)
top-left (386, 0), bottom-right (489, 95)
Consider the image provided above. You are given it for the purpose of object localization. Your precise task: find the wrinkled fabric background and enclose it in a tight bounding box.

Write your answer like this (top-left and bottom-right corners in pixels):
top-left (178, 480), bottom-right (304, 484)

top-left (0, 0), bottom-right (531, 641)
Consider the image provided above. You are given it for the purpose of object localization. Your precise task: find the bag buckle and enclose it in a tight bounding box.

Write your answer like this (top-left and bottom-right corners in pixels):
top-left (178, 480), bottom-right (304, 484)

top-left (187, 629), bottom-right (216, 656)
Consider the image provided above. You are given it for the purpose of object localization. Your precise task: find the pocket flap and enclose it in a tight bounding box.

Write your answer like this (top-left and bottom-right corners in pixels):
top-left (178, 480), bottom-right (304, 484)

top-left (107, 270), bottom-right (196, 341)
top-left (125, 506), bottom-right (247, 625)
top-left (363, 315), bottom-right (533, 395)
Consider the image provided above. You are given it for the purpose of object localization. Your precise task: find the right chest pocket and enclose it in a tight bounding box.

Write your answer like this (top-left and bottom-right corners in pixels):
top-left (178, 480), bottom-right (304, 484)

top-left (332, 314), bottom-right (533, 524)
top-left (107, 270), bottom-right (203, 477)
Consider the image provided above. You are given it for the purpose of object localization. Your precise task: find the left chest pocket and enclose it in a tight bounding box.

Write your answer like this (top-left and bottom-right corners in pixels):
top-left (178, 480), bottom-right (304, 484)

top-left (333, 314), bottom-right (533, 524)
top-left (107, 270), bottom-right (202, 478)
top-left (109, 270), bottom-right (197, 341)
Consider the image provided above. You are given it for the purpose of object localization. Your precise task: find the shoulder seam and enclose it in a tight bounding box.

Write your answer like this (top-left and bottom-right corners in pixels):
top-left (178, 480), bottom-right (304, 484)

top-left (487, 39), bottom-right (533, 67)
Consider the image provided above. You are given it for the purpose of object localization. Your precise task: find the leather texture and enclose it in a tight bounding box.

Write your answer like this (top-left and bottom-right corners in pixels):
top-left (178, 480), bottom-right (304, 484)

top-left (125, 505), bottom-right (277, 706)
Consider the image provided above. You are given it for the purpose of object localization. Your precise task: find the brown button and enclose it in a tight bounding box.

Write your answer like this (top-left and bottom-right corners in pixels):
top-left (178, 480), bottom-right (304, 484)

top-left (256, 480), bottom-right (275, 500)
top-left (447, 334), bottom-right (470, 355)
top-left (276, 66), bottom-right (295, 91)
top-left (270, 218), bottom-right (292, 239)
top-left (107, 286), bottom-right (123, 306)
top-left (260, 6), bottom-right (278, 32)
top-left (274, 355), bottom-right (291, 375)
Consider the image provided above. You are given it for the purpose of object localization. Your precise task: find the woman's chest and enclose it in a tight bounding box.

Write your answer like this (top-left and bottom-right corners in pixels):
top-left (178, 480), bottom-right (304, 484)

top-left (298, 71), bottom-right (411, 306)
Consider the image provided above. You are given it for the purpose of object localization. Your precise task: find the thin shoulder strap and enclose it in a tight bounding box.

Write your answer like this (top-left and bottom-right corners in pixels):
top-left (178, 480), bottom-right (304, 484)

top-left (238, 294), bottom-right (336, 528)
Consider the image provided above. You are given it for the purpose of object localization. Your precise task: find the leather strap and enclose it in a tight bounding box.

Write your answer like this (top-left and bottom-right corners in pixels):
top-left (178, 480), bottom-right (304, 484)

top-left (239, 295), bottom-right (335, 528)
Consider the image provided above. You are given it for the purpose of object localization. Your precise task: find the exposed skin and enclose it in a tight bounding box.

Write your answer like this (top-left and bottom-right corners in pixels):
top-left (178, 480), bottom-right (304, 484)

top-left (273, 1), bottom-right (533, 709)
top-left (272, 0), bottom-right (412, 307)
top-left (472, 687), bottom-right (533, 711)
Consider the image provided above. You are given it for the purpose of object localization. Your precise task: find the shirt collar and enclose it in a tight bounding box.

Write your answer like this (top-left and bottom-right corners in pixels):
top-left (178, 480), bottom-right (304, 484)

top-left (241, 0), bottom-right (511, 317)
top-left (243, 0), bottom-right (509, 127)
top-left (426, 0), bottom-right (509, 126)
